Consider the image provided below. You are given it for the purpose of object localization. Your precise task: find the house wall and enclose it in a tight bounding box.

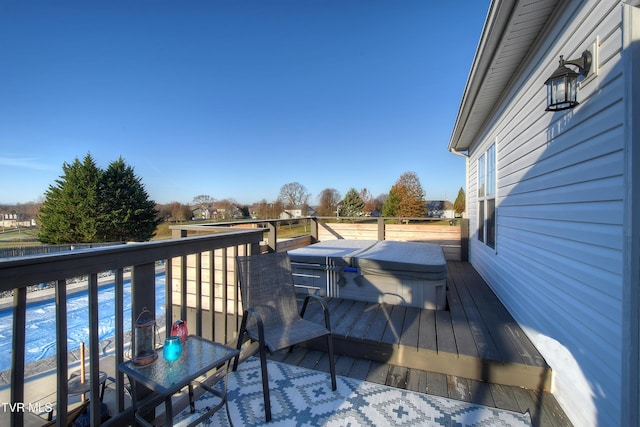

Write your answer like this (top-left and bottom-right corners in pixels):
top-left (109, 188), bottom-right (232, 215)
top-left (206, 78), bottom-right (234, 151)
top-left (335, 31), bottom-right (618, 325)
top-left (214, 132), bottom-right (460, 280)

top-left (465, 1), bottom-right (628, 426)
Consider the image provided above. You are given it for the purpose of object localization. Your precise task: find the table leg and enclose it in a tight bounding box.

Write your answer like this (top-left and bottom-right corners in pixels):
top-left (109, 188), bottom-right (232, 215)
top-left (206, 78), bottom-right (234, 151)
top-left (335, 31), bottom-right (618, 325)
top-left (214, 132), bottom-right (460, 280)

top-left (165, 396), bottom-right (174, 427)
top-left (189, 384), bottom-right (195, 412)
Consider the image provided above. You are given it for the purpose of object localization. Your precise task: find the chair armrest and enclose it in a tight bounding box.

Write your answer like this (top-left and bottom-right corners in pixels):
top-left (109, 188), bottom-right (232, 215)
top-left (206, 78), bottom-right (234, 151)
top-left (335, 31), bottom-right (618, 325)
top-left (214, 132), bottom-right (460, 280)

top-left (300, 295), bottom-right (332, 331)
top-left (242, 307), bottom-right (267, 344)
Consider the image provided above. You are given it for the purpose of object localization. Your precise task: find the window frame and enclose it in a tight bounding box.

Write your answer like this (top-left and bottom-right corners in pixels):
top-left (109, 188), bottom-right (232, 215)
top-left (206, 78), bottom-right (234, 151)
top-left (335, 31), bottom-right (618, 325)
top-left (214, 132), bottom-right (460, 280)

top-left (477, 143), bottom-right (496, 249)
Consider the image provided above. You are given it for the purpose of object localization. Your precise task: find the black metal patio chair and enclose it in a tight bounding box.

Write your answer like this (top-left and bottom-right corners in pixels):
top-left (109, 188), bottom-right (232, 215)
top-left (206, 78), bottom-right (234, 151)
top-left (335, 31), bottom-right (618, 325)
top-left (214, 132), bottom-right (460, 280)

top-left (232, 251), bottom-right (337, 422)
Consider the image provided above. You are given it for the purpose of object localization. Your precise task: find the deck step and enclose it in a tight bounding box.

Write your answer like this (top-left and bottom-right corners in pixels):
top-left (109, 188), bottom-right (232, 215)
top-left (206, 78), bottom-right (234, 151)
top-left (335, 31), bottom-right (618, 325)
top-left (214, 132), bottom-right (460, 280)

top-left (299, 261), bottom-right (552, 392)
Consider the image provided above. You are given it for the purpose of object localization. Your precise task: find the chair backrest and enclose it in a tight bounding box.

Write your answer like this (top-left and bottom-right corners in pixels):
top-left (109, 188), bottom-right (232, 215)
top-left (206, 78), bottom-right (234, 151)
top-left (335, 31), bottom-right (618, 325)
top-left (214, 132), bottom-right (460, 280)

top-left (236, 252), bottom-right (300, 325)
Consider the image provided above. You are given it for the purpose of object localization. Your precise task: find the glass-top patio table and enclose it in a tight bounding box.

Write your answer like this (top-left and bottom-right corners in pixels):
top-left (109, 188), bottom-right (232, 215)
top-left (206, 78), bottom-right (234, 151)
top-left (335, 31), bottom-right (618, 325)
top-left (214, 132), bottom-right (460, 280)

top-left (118, 335), bottom-right (239, 427)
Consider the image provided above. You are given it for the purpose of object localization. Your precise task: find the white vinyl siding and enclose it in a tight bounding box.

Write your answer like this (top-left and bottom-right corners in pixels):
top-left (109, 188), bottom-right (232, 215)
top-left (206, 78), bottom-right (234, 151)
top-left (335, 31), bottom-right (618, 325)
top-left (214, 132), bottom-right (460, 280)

top-left (465, 1), bottom-right (626, 426)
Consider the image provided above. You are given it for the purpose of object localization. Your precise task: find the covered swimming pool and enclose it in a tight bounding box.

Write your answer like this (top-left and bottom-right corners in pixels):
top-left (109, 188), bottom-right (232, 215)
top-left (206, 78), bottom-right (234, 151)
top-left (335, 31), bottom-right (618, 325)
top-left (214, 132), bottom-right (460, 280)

top-left (0, 272), bottom-right (166, 373)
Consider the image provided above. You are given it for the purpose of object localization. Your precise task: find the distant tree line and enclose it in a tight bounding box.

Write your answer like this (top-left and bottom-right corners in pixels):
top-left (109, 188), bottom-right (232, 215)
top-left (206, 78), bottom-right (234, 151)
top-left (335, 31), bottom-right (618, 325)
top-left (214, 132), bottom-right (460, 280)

top-left (9, 159), bottom-right (467, 245)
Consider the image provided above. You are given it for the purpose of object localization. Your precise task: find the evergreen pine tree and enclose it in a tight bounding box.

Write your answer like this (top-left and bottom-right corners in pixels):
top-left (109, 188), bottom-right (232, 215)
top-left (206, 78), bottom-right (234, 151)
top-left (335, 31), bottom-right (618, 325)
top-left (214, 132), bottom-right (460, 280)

top-left (38, 154), bottom-right (101, 244)
top-left (382, 186), bottom-right (400, 217)
top-left (338, 188), bottom-right (365, 217)
top-left (38, 153), bottom-right (160, 244)
top-left (454, 187), bottom-right (466, 216)
top-left (97, 157), bottom-right (161, 242)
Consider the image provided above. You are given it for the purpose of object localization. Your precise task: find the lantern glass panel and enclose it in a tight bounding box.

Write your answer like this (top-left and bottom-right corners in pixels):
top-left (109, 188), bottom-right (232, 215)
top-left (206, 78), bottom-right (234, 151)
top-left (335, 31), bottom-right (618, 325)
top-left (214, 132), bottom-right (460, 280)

top-left (567, 78), bottom-right (577, 104)
top-left (132, 309), bottom-right (158, 365)
top-left (552, 77), bottom-right (566, 104)
top-left (135, 322), bottom-right (154, 357)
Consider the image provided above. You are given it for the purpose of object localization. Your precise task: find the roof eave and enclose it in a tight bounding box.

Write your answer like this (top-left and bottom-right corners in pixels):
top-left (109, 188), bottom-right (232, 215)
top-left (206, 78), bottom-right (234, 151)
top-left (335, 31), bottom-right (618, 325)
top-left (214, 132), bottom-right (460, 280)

top-left (448, 0), bottom-right (563, 153)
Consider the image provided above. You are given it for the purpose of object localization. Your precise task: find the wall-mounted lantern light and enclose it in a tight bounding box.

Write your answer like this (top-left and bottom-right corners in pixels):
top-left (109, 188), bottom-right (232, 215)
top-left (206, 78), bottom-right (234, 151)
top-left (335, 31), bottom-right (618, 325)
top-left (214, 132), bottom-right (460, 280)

top-left (545, 50), bottom-right (592, 111)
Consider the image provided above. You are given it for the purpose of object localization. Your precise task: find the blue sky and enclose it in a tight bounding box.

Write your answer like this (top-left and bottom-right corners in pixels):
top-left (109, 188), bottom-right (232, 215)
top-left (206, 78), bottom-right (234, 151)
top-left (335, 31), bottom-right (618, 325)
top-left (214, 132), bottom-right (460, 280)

top-left (1, 1), bottom-right (489, 206)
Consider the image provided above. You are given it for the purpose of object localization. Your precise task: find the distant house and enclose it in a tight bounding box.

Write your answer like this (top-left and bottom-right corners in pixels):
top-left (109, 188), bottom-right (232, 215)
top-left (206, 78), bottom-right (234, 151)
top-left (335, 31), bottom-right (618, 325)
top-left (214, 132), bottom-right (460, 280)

top-left (280, 209), bottom-right (303, 219)
top-left (0, 213), bottom-right (35, 228)
top-left (448, 1), bottom-right (639, 426)
top-left (279, 206), bottom-right (316, 219)
top-left (426, 200), bottom-right (454, 219)
top-left (191, 207), bottom-right (211, 220)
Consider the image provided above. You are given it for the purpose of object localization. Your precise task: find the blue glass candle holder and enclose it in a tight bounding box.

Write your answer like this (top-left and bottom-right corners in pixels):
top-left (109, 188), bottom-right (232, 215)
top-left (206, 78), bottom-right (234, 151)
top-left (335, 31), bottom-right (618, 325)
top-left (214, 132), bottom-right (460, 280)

top-left (163, 336), bottom-right (182, 362)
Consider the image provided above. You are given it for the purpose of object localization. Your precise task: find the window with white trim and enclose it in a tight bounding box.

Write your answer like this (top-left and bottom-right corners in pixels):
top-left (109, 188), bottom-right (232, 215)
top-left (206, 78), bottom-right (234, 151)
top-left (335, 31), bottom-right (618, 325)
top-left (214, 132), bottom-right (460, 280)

top-left (477, 144), bottom-right (496, 248)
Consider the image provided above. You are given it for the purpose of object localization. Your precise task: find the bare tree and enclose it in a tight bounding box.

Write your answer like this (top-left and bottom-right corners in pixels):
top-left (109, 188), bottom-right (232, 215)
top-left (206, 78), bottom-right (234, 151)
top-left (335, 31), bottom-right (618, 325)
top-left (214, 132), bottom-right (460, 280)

top-left (359, 188), bottom-right (376, 215)
top-left (317, 188), bottom-right (341, 216)
top-left (155, 202), bottom-right (191, 222)
top-left (192, 194), bottom-right (215, 220)
top-left (192, 194), bottom-right (215, 209)
top-left (252, 199), bottom-right (284, 220)
top-left (278, 182), bottom-right (310, 209)
top-left (215, 198), bottom-right (243, 220)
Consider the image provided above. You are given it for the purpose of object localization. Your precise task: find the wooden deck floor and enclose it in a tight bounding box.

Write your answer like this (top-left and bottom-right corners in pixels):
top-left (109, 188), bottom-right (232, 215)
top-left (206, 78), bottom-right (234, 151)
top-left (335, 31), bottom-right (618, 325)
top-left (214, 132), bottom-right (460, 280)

top-left (300, 261), bottom-right (551, 391)
top-left (274, 260), bottom-right (572, 426)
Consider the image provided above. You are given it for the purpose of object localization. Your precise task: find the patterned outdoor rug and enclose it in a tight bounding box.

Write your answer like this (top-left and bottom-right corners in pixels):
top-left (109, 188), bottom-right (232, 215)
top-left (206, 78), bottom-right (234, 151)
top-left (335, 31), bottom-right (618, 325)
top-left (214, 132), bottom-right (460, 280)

top-left (175, 357), bottom-right (532, 426)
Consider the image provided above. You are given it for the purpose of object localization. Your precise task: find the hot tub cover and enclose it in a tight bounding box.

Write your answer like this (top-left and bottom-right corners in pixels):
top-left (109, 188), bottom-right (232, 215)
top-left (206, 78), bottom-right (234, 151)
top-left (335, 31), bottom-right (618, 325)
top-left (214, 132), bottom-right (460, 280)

top-left (353, 241), bottom-right (447, 281)
top-left (288, 239), bottom-right (378, 267)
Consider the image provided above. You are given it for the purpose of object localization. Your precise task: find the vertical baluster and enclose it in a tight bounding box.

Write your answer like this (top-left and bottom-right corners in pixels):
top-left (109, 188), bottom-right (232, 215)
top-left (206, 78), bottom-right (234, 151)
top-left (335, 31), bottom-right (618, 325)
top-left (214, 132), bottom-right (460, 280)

top-left (114, 268), bottom-right (126, 412)
top-left (11, 287), bottom-right (26, 427)
top-left (221, 249), bottom-right (229, 344)
top-left (231, 245), bottom-right (239, 338)
top-left (180, 255), bottom-right (187, 322)
top-left (195, 253), bottom-right (202, 337)
top-left (55, 279), bottom-right (69, 425)
top-left (165, 259), bottom-right (173, 337)
top-left (88, 273), bottom-right (100, 426)
top-left (208, 250), bottom-right (215, 342)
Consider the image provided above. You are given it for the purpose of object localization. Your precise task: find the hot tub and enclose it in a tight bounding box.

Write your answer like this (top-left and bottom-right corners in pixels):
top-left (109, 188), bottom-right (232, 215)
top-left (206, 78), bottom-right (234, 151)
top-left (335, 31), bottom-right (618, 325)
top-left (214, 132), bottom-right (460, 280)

top-left (288, 239), bottom-right (377, 297)
top-left (351, 241), bottom-right (447, 310)
top-left (288, 240), bottom-right (447, 310)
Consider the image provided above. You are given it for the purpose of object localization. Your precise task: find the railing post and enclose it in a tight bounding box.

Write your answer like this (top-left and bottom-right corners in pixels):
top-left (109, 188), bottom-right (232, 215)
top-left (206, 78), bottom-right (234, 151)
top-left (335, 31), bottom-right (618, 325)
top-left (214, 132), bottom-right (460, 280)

top-left (310, 217), bottom-right (319, 242)
top-left (377, 217), bottom-right (385, 241)
top-left (87, 273), bottom-right (101, 426)
top-left (461, 218), bottom-right (469, 262)
top-left (114, 268), bottom-right (127, 412)
top-left (267, 221), bottom-right (277, 253)
top-left (172, 228), bottom-right (188, 239)
top-left (130, 262), bottom-right (156, 421)
top-left (131, 262), bottom-right (157, 325)
top-left (250, 241), bottom-right (261, 255)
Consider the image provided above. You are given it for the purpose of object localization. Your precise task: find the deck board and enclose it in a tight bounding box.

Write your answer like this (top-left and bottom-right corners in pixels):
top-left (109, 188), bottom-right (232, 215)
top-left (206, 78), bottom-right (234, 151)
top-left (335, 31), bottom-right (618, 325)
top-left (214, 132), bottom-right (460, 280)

top-left (381, 305), bottom-right (406, 345)
top-left (454, 262), bottom-right (524, 364)
top-left (399, 306), bottom-right (421, 348)
top-left (434, 310), bottom-right (457, 354)
top-left (447, 261), bottom-right (498, 360)
top-left (334, 300), bottom-right (367, 336)
top-left (417, 308), bottom-right (437, 351)
top-left (343, 301), bottom-right (378, 339)
top-left (447, 273), bottom-right (479, 358)
top-left (363, 303), bottom-right (393, 343)
top-left (451, 261), bottom-right (544, 366)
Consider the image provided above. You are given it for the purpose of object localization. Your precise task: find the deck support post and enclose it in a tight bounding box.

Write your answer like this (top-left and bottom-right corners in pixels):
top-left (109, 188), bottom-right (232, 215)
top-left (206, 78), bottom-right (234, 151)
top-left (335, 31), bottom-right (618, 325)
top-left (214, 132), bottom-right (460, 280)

top-left (131, 261), bottom-right (157, 422)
